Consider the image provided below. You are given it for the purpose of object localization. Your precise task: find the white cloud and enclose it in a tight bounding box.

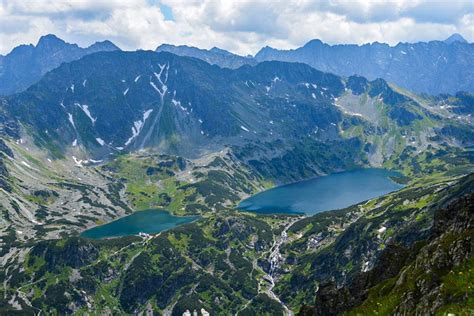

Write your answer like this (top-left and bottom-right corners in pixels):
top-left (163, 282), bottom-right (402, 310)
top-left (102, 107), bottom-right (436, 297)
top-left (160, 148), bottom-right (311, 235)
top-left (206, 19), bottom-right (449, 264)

top-left (0, 0), bottom-right (472, 56)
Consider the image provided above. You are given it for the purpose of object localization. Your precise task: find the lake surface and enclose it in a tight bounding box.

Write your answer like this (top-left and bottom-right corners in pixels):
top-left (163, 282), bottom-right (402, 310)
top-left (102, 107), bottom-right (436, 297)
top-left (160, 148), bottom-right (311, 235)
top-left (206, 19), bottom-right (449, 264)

top-left (81, 209), bottom-right (199, 239)
top-left (238, 168), bottom-right (403, 215)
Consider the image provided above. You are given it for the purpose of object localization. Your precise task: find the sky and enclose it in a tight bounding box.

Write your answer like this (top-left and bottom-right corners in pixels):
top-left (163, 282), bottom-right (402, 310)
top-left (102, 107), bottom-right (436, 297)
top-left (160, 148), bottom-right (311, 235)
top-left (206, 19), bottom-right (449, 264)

top-left (0, 0), bottom-right (473, 56)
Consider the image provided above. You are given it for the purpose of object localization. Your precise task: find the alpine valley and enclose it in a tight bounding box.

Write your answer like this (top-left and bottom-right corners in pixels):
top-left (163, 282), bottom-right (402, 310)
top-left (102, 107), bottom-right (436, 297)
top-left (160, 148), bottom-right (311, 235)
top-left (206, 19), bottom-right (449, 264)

top-left (0, 34), bottom-right (473, 316)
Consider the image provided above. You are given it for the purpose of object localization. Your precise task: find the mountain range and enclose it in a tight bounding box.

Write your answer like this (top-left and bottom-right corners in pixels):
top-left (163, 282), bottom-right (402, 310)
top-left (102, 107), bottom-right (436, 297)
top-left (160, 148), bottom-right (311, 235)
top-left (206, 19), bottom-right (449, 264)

top-left (1, 34), bottom-right (472, 96)
top-left (157, 34), bottom-right (474, 95)
top-left (0, 34), bottom-right (473, 315)
top-left (3, 49), bottom-right (473, 165)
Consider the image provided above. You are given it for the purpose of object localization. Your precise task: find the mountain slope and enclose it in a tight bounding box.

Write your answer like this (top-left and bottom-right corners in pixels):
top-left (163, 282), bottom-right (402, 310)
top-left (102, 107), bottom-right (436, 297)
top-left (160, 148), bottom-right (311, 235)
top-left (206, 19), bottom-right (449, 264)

top-left (0, 34), bottom-right (120, 95)
top-left (255, 36), bottom-right (474, 95)
top-left (4, 50), bottom-right (471, 167)
top-left (299, 175), bottom-right (473, 315)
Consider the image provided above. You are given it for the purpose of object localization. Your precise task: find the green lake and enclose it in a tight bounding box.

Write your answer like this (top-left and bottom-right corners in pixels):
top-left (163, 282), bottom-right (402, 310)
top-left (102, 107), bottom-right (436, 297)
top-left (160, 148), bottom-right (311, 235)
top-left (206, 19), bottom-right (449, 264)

top-left (81, 209), bottom-right (199, 239)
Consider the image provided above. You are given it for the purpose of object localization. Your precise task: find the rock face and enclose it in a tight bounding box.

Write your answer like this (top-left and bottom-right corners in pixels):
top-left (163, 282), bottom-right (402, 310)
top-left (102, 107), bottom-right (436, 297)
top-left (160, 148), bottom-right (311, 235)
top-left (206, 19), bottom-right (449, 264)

top-left (0, 34), bottom-right (120, 95)
top-left (255, 36), bottom-right (474, 95)
top-left (299, 175), bottom-right (474, 315)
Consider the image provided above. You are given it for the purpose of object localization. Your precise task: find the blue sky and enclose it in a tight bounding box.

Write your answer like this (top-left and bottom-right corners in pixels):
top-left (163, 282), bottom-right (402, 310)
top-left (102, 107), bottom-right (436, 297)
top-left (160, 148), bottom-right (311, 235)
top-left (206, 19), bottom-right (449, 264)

top-left (0, 0), bottom-right (472, 55)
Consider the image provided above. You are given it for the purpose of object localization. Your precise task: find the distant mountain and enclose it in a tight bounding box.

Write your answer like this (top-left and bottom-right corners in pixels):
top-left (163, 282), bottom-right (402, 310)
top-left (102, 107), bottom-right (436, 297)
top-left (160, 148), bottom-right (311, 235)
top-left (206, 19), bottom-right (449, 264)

top-left (156, 44), bottom-right (256, 69)
top-left (0, 34), bottom-right (120, 95)
top-left (444, 33), bottom-right (468, 44)
top-left (255, 35), bottom-right (474, 95)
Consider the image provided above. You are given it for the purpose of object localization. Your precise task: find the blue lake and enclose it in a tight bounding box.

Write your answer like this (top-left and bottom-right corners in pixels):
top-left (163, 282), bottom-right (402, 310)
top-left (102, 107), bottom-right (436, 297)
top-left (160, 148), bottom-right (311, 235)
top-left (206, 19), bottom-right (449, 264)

top-left (81, 209), bottom-right (199, 239)
top-left (238, 168), bottom-right (403, 215)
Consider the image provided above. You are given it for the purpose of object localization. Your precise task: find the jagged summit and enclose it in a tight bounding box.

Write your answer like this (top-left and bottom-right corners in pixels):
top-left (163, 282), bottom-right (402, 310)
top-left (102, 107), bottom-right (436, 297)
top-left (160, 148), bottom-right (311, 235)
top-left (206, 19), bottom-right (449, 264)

top-left (36, 34), bottom-right (120, 51)
top-left (36, 34), bottom-right (68, 48)
top-left (156, 43), bottom-right (255, 69)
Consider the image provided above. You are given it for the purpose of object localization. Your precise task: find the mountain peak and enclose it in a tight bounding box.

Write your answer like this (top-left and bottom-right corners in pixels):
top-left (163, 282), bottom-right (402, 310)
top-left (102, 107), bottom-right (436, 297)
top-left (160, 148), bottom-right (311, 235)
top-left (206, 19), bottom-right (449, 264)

top-left (444, 33), bottom-right (468, 44)
top-left (254, 45), bottom-right (277, 59)
top-left (36, 34), bottom-right (67, 48)
top-left (156, 43), bottom-right (175, 50)
top-left (88, 40), bottom-right (120, 52)
top-left (303, 39), bottom-right (324, 48)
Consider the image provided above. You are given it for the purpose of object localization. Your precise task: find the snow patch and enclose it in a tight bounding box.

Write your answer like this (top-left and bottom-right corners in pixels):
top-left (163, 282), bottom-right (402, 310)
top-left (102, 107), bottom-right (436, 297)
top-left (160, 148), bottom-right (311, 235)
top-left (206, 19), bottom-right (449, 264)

top-left (70, 84), bottom-right (75, 93)
top-left (82, 79), bottom-right (87, 87)
top-left (72, 156), bottom-right (87, 167)
top-left (123, 88), bottom-right (129, 96)
top-left (240, 125), bottom-right (250, 132)
top-left (134, 75), bottom-right (141, 82)
top-left (124, 109), bottom-right (153, 146)
top-left (96, 138), bottom-right (105, 146)
top-left (72, 139), bottom-right (78, 147)
top-left (151, 63), bottom-right (169, 99)
top-left (75, 103), bottom-right (97, 124)
top-left (67, 113), bottom-right (75, 129)
top-left (150, 81), bottom-right (167, 99)
top-left (172, 99), bottom-right (189, 114)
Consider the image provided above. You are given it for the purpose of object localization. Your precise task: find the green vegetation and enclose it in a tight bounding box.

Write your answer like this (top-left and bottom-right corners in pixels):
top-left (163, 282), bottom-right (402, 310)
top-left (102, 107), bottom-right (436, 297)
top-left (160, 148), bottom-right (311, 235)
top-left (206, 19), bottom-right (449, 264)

top-left (2, 213), bottom-right (285, 314)
top-left (102, 152), bottom-right (267, 215)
